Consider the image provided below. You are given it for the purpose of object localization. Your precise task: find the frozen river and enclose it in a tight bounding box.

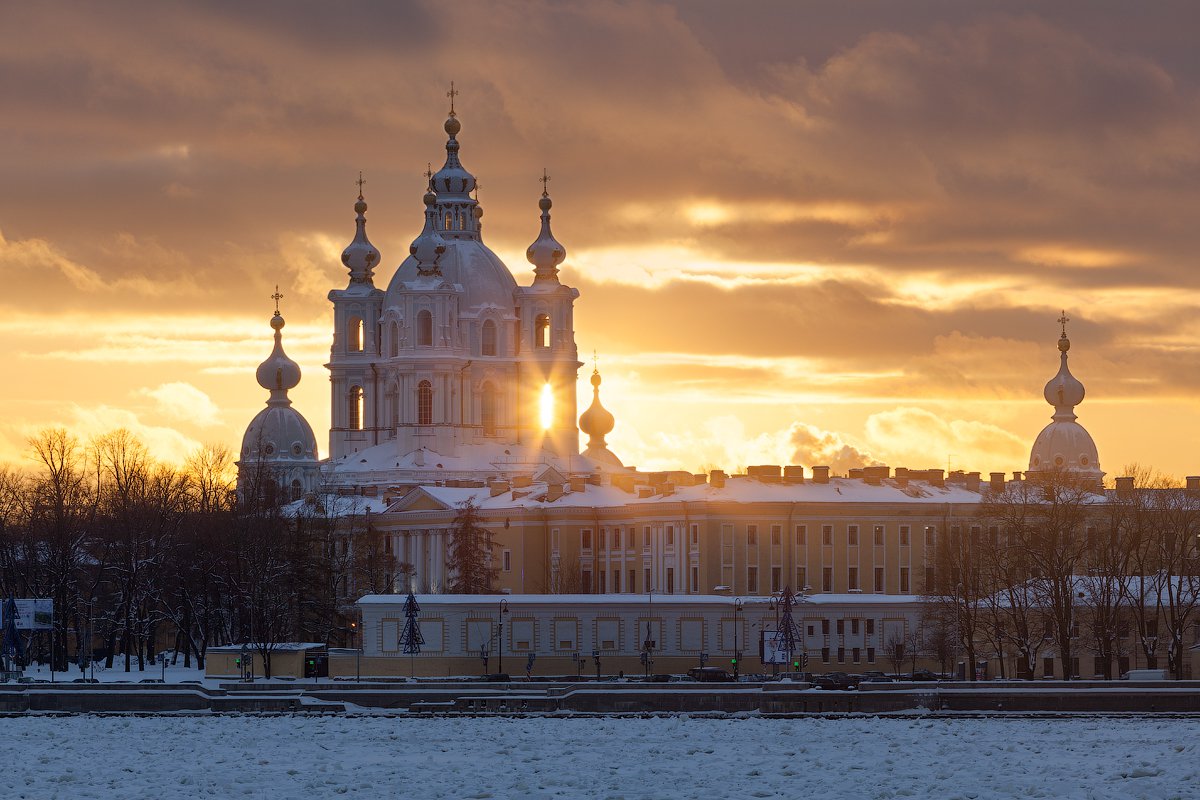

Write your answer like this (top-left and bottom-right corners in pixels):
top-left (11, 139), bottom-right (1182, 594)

top-left (3, 714), bottom-right (1193, 799)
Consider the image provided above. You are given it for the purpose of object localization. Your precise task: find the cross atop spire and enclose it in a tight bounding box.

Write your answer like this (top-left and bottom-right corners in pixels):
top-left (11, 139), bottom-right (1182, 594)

top-left (272, 285), bottom-right (283, 315)
top-left (355, 171), bottom-right (366, 199)
top-left (447, 81), bottom-right (458, 116)
top-left (540, 168), bottom-right (551, 195)
top-left (593, 349), bottom-right (599, 373)
top-left (423, 162), bottom-right (433, 181)
top-left (1058, 310), bottom-right (1070, 337)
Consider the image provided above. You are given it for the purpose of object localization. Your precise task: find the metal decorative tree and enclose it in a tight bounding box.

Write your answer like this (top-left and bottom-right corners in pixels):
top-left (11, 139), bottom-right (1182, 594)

top-left (777, 586), bottom-right (805, 669)
top-left (400, 590), bottom-right (424, 678)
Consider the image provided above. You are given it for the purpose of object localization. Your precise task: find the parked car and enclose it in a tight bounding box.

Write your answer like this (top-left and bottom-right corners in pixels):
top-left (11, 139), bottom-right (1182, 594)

top-left (777, 671), bottom-right (813, 683)
top-left (811, 671), bottom-right (858, 690)
top-left (905, 669), bottom-right (939, 682)
top-left (859, 674), bottom-right (895, 684)
top-left (687, 666), bottom-right (734, 682)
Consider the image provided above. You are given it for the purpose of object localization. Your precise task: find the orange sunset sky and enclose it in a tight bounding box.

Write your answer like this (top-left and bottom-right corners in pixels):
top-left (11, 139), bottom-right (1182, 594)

top-left (2, 1), bottom-right (1199, 481)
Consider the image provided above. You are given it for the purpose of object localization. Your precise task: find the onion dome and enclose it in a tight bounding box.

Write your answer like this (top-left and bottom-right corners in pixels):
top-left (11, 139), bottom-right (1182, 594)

top-left (1028, 312), bottom-right (1102, 479)
top-left (340, 175), bottom-right (380, 285)
top-left (430, 102), bottom-right (476, 199)
top-left (410, 181), bottom-right (447, 276)
top-left (1043, 328), bottom-right (1085, 419)
top-left (241, 293), bottom-right (319, 466)
top-left (579, 366), bottom-right (622, 468)
top-left (255, 306), bottom-right (301, 405)
top-left (526, 172), bottom-right (566, 283)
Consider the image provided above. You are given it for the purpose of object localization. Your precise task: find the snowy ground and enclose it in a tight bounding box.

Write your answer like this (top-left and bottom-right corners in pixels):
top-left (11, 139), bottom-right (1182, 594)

top-left (1, 715), bottom-right (1194, 799)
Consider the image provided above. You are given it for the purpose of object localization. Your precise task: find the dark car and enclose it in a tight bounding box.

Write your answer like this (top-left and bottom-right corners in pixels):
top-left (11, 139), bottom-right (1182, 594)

top-left (905, 669), bottom-right (939, 682)
top-left (859, 674), bottom-right (895, 684)
top-left (687, 666), bottom-right (734, 682)
top-left (811, 671), bottom-right (858, 690)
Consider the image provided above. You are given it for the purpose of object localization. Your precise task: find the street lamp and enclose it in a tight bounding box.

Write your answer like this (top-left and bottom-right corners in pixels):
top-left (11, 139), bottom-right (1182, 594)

top-left (498, 599), bottom-right (509, 676)
top-left (731, 597), bottom-right (744, 679)
top-left (350, 618), bottom-right (361, 683)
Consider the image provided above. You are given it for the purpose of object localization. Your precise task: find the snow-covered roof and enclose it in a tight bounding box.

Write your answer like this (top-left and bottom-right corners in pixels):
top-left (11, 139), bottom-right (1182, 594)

top-left (208, 642), bottom-right (326, 652)
top-left (327, 439), bottom-right (623, 485)
top-left (381, 475), bottom-right (988, 514)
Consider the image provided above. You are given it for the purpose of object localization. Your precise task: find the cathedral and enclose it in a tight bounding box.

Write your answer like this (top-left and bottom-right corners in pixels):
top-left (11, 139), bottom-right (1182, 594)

top-left (238, 97), bottom-right (622, 503)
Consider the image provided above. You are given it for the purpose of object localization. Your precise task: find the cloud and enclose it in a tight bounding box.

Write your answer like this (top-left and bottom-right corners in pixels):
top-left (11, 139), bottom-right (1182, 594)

top-left (864, 407), bottom-right (1028, 471)
top-left (788, 423), bottom-right (872, 473)
top-left (139, 382), bottom-right (222, 427)
top-left (42, 405), bottom-right (204, 467)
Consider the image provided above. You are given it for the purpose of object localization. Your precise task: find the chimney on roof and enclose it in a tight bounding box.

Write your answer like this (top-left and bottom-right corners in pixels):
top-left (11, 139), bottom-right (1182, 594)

top-left (989, 472), bottom-right (1006, 493)
top-left (748, 465), bottom-right (781, 483)
top-left (812, 466), bottom-right (831, 484)
top-left (783, 465), bottom-right (805, 484)
top-left (863, 465), bottom-right (889, 486)
top-left (545, 484), bottom-right (563, 502)
top-left (927, 469), bottom-right (945, 488)
top-left (710, 469), bottom-right (727, 488)
top-left (1115, 476), bottom-right (1135, 496)
top-left (1187, 476), bottom-right (1200, 493)
top-left (966, 472), bottom-right (981, 492)
top-left (1013, 471), bottom-right (1023, 482)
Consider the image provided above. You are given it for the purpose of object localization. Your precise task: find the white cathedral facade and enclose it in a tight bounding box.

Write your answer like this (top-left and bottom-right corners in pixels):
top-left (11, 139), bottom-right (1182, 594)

top-left (237, 102), bottom-right (622, 501)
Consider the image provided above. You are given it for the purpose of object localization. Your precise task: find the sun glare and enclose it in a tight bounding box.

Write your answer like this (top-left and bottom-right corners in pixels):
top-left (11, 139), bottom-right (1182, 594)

top-left (539, 383), bottom-right (554, 429)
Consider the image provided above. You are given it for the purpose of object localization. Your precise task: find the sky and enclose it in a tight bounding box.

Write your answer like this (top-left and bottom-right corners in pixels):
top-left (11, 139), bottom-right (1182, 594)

top-left (2, 0), bottom-right (1199, 481)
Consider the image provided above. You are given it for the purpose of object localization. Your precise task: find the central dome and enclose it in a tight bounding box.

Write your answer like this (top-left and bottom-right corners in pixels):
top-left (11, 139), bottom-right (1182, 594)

top-left (386, 237), bottom-right (518, 309)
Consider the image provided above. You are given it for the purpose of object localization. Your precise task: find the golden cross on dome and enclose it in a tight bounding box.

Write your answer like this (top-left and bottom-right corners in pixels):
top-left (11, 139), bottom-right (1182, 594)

top-left (272, 285), bottom-right (283, 315)
top-left (1058, 310), bottom-right (1070, 336)
top-left (356, 171), bottom-right (366, 198)
top-left (447, 81), bottom-right (458, 115)
top-left (424, 162), bottom-right (433, 181)
top-left (540, 168), bottom-right (551, 195)
top-left (593, 350), bottom-right (599, 373)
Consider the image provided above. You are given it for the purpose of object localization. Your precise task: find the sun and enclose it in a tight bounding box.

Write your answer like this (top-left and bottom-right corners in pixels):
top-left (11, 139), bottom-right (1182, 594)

top-left (539, 383), bottom-right (554, 430)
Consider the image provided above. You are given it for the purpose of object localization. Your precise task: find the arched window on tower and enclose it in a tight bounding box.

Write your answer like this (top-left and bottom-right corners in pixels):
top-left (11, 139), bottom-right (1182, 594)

top-left (349, 385), bottom-right (364, 430)
top-left (290, 480), bottom-right (303, 502)
top-left (481, 382), bottom-right (498, 437)
top-left (535, 314), bottom-right (551, 349)
top-left (348, 317), bottom-right (364, 352)
top-left (481, 319), bottom-right (497, 356)
top-left (418, 380), bottom-right (433, 425)
top-left (390, 322), bottom-right (399, 357)
top-left (444, 211), bottom-right (452, 230)
top-left (417, 310), bottom-right (433, 347)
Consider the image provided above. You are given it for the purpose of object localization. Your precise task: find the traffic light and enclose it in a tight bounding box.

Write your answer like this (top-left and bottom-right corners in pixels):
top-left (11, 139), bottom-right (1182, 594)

top-left (730, 657), bottom-right (737, 666)
top-left (793, 661), bottom-right (800, 669)
top-left (235, 657), bottom-right (242, 667)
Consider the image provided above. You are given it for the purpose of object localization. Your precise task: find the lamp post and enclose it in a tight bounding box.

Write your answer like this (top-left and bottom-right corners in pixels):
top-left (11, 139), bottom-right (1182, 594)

top-left (351, 618), bottom-right (361, 683)
top-left (498, 599), bottom-right (509, 676)
top-left (732, 597), bottom-right (743, 679)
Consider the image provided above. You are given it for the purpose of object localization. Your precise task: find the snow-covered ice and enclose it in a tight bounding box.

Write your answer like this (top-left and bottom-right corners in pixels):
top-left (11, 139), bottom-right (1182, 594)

top-left (2, 715), bottom-right (1195, 799)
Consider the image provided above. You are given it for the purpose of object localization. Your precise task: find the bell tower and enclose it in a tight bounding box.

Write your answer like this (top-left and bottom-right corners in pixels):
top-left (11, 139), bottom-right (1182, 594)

top-left (328, 177), bottom-right (386, 460)
top-left (515, 173), bottom-right (581, 455)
